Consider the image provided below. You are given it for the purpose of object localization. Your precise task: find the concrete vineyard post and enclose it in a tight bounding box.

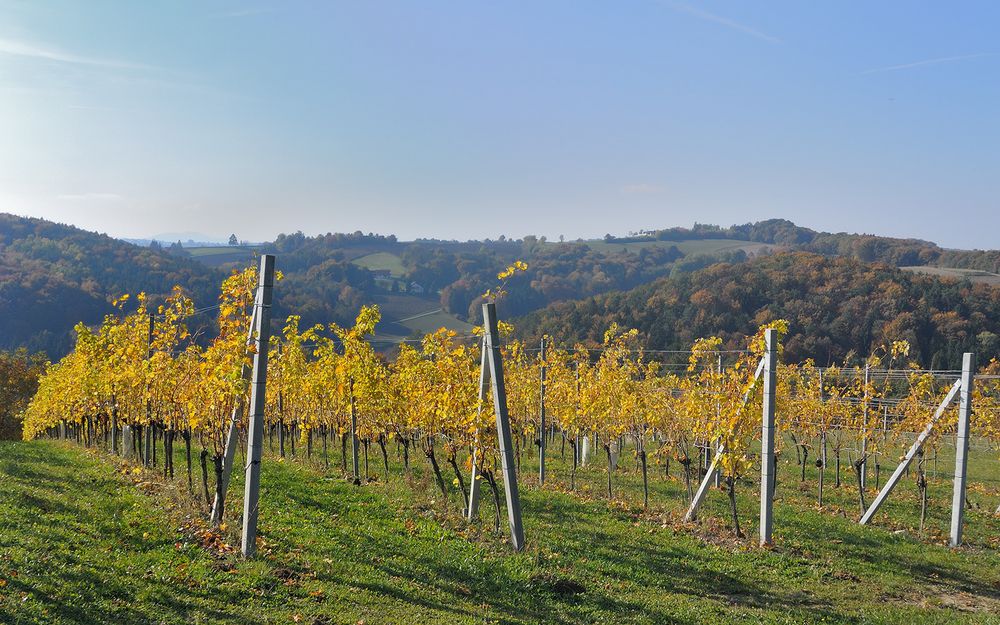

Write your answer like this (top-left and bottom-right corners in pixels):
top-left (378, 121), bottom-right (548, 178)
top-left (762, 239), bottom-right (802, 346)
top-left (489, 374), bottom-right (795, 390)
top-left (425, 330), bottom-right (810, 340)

top-left (122, 425), bottom-right (133, 459)
top-left (539, 336), bottom-right (547, 486)
top-left (111, 405), bottom-right (118, 455)
top-left (241, 254), bottom-right (275, 558)
top-left (483, 302), bottom-right (525, 552)
top-left (759, 328), bottom-right (778, 546)
top-left (950, 353), bottom-right (975, 547)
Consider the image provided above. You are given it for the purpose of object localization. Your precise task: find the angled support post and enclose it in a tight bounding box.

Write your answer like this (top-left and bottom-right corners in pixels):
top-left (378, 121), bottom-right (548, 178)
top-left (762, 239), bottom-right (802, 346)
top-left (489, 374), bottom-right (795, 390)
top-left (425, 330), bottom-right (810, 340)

top-left (467, 335), bottom-right (488, 520)
top-left (241, 254), bottom-right (275, 558)
top-left (859, 378), bottom-right (962, 525)
top-left (684, 357), bottom-right (765, 522)
top-left (211, 303), bottom-right (258, 524)
top-left (483, 302), bottom-right (525, 551)
top-left (950, 353), bottom-right (975, 547)
top-left (759, 328), bottom-right (778, 546)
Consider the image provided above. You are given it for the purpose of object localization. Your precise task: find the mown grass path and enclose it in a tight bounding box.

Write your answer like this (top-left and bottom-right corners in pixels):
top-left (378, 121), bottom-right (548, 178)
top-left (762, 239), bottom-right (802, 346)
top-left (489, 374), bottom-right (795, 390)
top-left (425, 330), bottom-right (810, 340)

top-left (3, 440), bottom-right (1000, 624)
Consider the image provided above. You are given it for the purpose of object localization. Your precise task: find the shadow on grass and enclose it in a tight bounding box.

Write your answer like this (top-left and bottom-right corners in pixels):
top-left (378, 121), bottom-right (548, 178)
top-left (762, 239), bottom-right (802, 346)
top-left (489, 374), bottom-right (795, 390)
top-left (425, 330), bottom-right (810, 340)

top-left (0, 441), bottom-right (268, 625)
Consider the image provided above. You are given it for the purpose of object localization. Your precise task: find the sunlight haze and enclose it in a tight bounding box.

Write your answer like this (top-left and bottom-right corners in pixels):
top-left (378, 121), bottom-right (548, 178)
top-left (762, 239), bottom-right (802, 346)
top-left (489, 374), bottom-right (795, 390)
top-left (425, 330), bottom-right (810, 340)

top-left (1, 1), bottom-right (997, 247)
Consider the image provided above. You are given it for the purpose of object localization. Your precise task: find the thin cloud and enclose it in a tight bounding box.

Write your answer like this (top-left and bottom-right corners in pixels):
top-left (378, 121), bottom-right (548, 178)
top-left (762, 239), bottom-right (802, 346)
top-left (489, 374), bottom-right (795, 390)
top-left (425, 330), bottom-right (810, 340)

top-left (57, 193), bottom-right (125, 201)
top-left (859, 53), bottom-right (993, 75)
top-left (662, 1), bottom-right (780, 44)
top-left (0, 37), bottom-right (150, 70)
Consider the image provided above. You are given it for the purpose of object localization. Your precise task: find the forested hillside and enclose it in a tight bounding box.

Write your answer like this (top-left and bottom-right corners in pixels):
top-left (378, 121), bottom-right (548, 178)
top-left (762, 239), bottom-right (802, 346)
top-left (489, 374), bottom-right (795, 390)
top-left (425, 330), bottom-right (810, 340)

top-left (255, 229), bottom-right (685, 326)
top-left (519, 252), bottom-right (1000, 369)
top-left (3, 213), bottom-right (998, 362)
top-left (0, 215), bottom-right (221, 356)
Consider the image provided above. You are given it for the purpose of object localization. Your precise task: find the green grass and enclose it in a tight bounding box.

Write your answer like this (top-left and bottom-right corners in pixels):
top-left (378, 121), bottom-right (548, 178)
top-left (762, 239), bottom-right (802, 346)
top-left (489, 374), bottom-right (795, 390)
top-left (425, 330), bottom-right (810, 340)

top-left (352, 252), bottom-right (408, 277)
top-left (373, 295), bottom-right (476, 342)
top-left (394, 309), bottom-right (475, 337)
top-left (181, 246), bottom-right (259, 268)
top-left (3, 436), bottom-right (1000, 624)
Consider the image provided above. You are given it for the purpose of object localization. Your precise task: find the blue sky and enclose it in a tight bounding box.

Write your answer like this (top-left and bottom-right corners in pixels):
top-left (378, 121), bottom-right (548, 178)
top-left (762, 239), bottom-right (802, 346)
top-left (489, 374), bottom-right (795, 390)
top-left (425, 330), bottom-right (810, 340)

top-left (1, 1), bottom-right (997, 248)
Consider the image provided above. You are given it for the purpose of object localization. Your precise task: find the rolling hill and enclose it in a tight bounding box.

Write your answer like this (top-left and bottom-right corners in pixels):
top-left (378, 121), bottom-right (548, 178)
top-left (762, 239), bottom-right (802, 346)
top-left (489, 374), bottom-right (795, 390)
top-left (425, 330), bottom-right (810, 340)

top-left (519, 252), bottom-right (1000, 369)
top-left (3, 213), bottom-right (999, 364)
top-left (0, 215), bottom-right (222, 356)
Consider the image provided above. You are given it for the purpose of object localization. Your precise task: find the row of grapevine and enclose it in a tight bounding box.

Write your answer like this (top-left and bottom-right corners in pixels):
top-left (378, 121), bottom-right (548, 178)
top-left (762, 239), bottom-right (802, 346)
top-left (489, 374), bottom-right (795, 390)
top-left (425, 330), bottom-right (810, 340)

top-left (21, 261), bottom-right (1000, 548)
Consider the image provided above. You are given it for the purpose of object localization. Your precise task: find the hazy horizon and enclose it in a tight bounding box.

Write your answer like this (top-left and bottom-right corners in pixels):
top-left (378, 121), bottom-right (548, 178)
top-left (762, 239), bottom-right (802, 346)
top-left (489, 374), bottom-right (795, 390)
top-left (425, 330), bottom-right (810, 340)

top-left (9, 211), bottom-right (994, 252)
top-left (2, 2), bottom-right (997, 248)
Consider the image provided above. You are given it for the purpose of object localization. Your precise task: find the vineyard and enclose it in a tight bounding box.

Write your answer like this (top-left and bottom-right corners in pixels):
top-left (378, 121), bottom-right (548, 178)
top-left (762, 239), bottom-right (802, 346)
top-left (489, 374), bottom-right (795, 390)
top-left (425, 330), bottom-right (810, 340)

top-left (11, 256), bottom-right (1000, 621)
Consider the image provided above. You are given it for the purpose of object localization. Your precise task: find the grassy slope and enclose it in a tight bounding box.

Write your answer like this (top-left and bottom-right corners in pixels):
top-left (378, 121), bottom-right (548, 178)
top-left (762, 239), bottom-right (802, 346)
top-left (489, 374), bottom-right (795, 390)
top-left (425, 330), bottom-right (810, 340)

top-left (900, 266), bottom-right (1000, 286)
top-left (393, 309), bottom-right (475, 336)
top-left (181, 246), bottom-right (259, 268)
top-left (564, 239), bottom-right (779, 257)
top-left (3, 438), bottom-right (1000, 624)
top-left (374, 294), bottom-right (475, 340)
top-left (352, 252), bottom-right (408, 277)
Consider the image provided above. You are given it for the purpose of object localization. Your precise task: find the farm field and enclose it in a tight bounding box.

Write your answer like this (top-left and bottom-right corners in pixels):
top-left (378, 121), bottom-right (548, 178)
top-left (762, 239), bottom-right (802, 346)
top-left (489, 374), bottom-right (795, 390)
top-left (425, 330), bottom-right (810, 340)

top-left (3, 435), bottom-right (1000, 624)
top-left (352, 252), bottom-right (408, 277)
top-left (374, 294), bottom-right (475, 341)
top-left (388, 307), bottom-right (476, 337)
top-left (182, 246), bottom-right (259, 268)
top-left (900, 266), bottom-right (1000, 286)
top-left (567, 238), bottom-right (780, 257)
